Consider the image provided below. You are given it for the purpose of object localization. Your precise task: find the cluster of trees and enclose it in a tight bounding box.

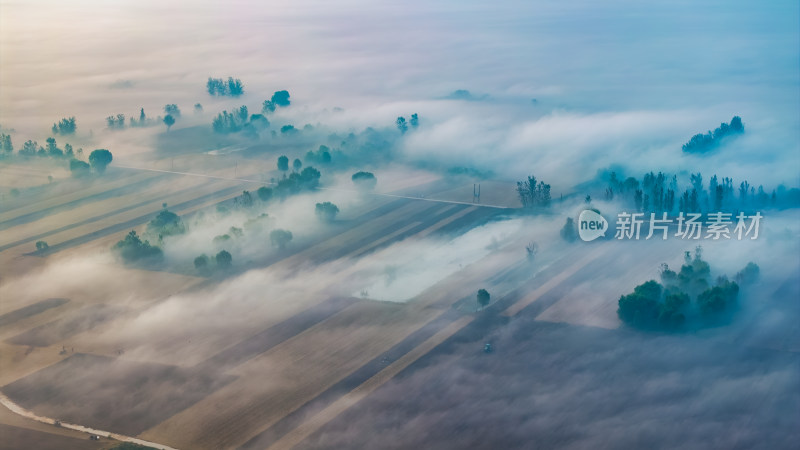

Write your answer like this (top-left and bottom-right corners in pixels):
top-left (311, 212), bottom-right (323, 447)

top-left (352, 171), bottom-right (377, 190)
top-left (682, 116), bottom-right (744, 154)
top-left (396, 113), bottom-right (419, 134)
top-left (51, 117), bottom-right (76, 135)
top-left (145, 209), bottom-right (186, 240)
top-left (605, 170), bottom-right (794, 213)
top-left (315, 202), bottom-right (339, 222)
top-left (194, 250), bottom-right (232, 272)
top-left (262, 90), bottom-right (291, 113)
top-left (275, 167), bottom-right (321, 197)
top-left (113, 230), bottom-right (163, 265)
top-left (2, 134), bottom-right (102, 176)
top-left (207, 77), bottom-right (244, 96)
top-left (516, 175), bottom-right (551, 208)
top-left (212, 105), bottom-right (268, 135)
top-left (107, 105), bottom-right (181, 130)
top-left (617, 247), bottom-right (757, 330)
top-left (305, 145), bottom-right (332, 165)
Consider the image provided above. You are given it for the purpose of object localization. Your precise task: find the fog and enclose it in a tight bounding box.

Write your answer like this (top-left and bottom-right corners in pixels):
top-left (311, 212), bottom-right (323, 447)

top-left (1, 0), bottom-right (799, 448)
top-left (2, 0), bottom-right (798, 188)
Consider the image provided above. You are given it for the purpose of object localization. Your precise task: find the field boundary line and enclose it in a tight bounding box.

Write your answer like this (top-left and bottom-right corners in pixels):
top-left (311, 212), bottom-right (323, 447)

top-left (265, 315), bottom-right (474, 450)
top-left (116, 165), bottom-right (513, 209)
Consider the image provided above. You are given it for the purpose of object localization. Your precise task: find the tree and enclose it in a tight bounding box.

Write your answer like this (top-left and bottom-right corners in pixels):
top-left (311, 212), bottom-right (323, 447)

top-left (262, 100), bottom-right (276, 113)
top-left (734, 262), bottom-right (759, 285)
top-left (410, 113), bottom-right (419, 129)
top-left (516, 175), bottom-right (550, 208)
top-left (298, 166), bottom-right (321, 189)
top-left (51, 117), bottom-right (76, 135)
top-left (315, 202), bottom-right (340, 222)
top-left (352, 171), bottom-right (377, 190)
top-left (560, 218), bottom-right (578, 242)
top-left (163, 104), bottom-right (181, 118)
top-left (69, 159), bottom-right (91, 177)
top-left (277, 155), bottom-right (289, 172)
top-left (271, 90), bottom-right (290, 107)
top-left (293, 158), bottom-right (302, 172)
top-left (215, 250), bottom-right (232, 269)
top-left (477, 289), bottom-right (490, 309)
top-left (270, 229), bottom-right (293, 249)
top-left (35, 241), bottom-right (49, 252)
top-left (257, 186), bottom-right (273, 202)
top-left (194, 103), bottom-right (203, 113)
top-left (19, 140), bottom-right (37, 157)
top-left (88, 149), bottom-right (113, 174)
top-left (525, 242), bottom-right (538, 262)
top-left (112, 230), bottom-right (163, 265)
top-left (194, 254), bottom-right (209, 270)
top-left (0, 133), bottom-right (12, 154)
top-left (163, 114), bottom-right (175, 131)
top-left (146, 209), bottom-right (185, 237)
top-left (46, 137), bottom-right (63, 157)
top-left (235, 190), bottom-right (254, 208)
top-left (396, 116), bottom-right (408, 134)
top-left (207, 77), bottom-right (244, 96)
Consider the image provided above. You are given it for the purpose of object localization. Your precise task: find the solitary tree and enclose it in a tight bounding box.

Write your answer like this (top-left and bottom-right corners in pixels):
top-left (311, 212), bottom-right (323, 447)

top-left (215, 250), bottom-right (232, 269)
top-left (277, 155), bottom-right (289, 172)
top-left (270, 229), bottom-right (293, 249)
top-left (35, 241), bottom-right (49, 252)
top-left (194, 254), bottom-right (209, 270)
top-left (477, 289), bottom-right (491, 309)
top-left (315, 202), bottom-right (340, 222)
top-left (410, 113), bottom-right (419, 129)
top-left (560, 217), bottom-right (578, 242)
top-left (293, 158), bottom-right (302, 172)
top-left (271, 90), bottom-right (291, 107)
top-left (88, 149), bottom-right (113, 174)
top-left (352, 171), bottom-right (377, 190)
top-left (163, 114), bottom-right (175, 131)
top-left (396, 116), bottom-right (408, 134)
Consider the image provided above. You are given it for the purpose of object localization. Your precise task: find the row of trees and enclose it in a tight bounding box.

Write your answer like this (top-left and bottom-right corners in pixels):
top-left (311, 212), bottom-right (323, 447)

top-left (682, 116), bottom-right (744, 154)
top-left (516, 175), bottom-right (551, 209)
top-left (617, 247), bottom-right (757, 330)
top-left (51, 117), bottom-right (77, 135)
top-left (207, 77), bottom-right (244, 96)
top-left (5, 134), bottom-right (111, 178)
top-left (605, 170), bottom-right (790, 213)
top-left (108, 105), bottom-right (182, 131)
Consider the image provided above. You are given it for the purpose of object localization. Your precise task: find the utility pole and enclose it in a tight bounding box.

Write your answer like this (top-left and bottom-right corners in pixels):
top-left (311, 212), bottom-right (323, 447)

top-left (473, 183), bottom-right (481, 203)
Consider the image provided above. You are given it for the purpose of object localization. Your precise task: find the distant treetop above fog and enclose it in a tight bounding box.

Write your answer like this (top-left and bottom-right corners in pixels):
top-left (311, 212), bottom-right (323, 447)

top-left (207, 77), bottom-right (244, 97)
top-left (682, 116), bottom-right (744, 154)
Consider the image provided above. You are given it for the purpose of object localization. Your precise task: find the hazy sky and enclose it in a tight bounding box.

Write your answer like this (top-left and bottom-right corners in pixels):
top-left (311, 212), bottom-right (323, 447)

top-left (1, 0), bottom-right (798, 186)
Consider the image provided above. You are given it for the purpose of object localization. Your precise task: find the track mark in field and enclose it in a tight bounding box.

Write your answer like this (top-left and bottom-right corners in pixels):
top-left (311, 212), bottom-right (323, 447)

top-left (0, 180), bottom-right (226, 252)
top-left (0, 173), bottom-right (164, 230)
top-left (194, 297), bottom-right (359, 373)
top-left (265, 316), bottom-right (475, 450)
top-left (20, 184), bottom-right (247, 256)
top-left (239, 308), bottom-right (463, 449)
top-left (118, 164), bottom-right (511, 209)
top-left (502, 243), bottom-right (611, 317)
